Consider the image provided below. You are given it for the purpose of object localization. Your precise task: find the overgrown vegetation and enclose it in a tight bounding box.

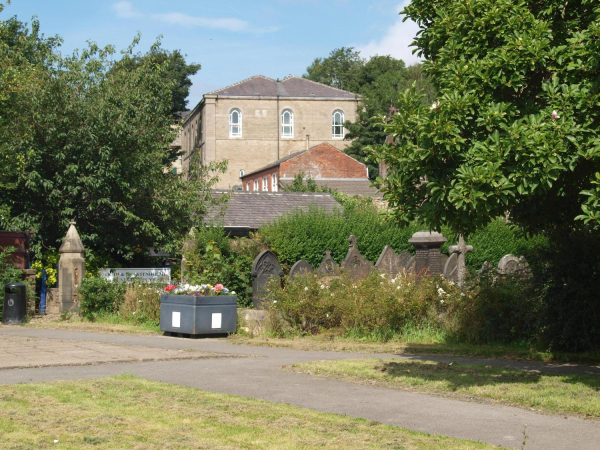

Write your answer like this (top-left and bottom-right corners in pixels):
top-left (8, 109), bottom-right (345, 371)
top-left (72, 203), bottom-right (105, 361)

top-left (0, 246), bottom-right (25, 320)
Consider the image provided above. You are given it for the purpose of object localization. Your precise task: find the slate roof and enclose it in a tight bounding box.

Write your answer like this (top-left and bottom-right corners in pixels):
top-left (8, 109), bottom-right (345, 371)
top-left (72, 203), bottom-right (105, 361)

top-left (205, 191), bottom-right (340, 231)
top-left (207, 75), bottom-right (356, 99)
top-left (279, 178), bottom-right (383, 198)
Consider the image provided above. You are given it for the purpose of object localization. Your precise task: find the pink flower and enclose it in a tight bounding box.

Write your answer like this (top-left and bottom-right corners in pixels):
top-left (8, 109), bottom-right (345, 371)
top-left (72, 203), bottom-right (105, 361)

top-left (214, 284), bottom-right (224, 291)
top-left (552, 110), bottom-right (559, 120)
top-left (164, 285), bottom-right (176, 293)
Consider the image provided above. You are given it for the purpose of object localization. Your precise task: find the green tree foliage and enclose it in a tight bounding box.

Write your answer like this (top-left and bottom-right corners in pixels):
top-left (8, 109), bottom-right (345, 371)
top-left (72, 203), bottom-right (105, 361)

top-left (282, 172), bottom-right (328, 193)
top-left (374, 0), bottom-right (600, 351)
top-left (375, 0), bottom-right (600, 235)
top-left (111, 48), bottom-right (200, 115)
top-left (0, 9), bottom-right (225, 266)
top-left (305, 48), bottom-right (435, 178)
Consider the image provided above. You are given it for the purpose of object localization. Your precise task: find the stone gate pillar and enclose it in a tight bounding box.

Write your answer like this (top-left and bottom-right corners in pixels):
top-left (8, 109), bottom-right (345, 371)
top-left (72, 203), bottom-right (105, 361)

top-left (408, 231), bottom-right (447, 276)
top-left (57, 221), bottom-right (86, 313)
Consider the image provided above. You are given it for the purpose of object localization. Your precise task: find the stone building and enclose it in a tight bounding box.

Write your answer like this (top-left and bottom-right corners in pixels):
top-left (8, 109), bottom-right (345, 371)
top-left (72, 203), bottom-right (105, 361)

top-left (180, 75), bottom-right (359, 189)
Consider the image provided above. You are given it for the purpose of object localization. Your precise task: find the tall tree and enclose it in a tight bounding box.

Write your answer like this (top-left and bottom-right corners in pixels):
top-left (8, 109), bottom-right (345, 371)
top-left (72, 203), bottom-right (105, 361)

top-left (0, 10), bottom-right (224, 266)
top-left (112, 47), bottom-right (200, 114)
top-left (304, 47), bottom-right (364, 92)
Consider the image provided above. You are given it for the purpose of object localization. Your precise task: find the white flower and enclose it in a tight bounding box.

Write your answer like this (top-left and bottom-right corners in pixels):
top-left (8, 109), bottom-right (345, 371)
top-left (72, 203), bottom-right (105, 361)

top-left (331, 293), bottom-right (334, 297)
top-left (397, 286), bottom-right (401, 290)
top-left (273, 300), bottom-right (277, 304)
top-left (54, 440), bottom-right (59, 444)
top-left (391, 278), bottom-right (397, 284)
top-left (437, 287), bottom-right (447, 297)
top-left (552, 110), bottom-right (559, 120)
top-left (326, 313), bottom-right (329, 318)
top-left (431, 101), bottom-right (439, 110)
top-left (304, 287), bottom-right (308, 291)
top-left (460, 292), bottom-right (466, 297)
top-left (352, 285), bottom-right (357, 289)
top-left (320, 284), bottom-right (325, 289)
top-left (440, 299), bottom-right (445, 304)
top-left (380, 273), bottom-right (386, 279)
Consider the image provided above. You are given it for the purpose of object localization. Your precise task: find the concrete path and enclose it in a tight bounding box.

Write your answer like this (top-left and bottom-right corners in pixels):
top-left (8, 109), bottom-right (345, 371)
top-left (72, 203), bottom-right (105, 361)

top-left (1, 326), bottom-right (599, 450)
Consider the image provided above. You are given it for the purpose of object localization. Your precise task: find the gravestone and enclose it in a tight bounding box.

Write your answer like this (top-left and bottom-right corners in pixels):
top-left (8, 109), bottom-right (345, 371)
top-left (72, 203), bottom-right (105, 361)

top-left (317, 250), bottom-right (340, 276)
top-left (405, 255), bottom-right (416, 273)
top-left (408, 231), bottom-right (447, 276)
top-left (289, 260), bottom-right (313, 278)
top-left (449, 235), bottom-right (473, 285)
top-left (341, 235), bottom-right (373, 279)
top-left (375, 245), bottom-right (402, 277)
top-left (478, 261), bottom-right (495, 276)
top-left (443, 253), bottom-right (458, 282)
top-left (398, 251), bottom-right (412, 271)
top-left (251, 250), bottom-right (283, 309)
top-left (498, 254), bottom-right (532, 278)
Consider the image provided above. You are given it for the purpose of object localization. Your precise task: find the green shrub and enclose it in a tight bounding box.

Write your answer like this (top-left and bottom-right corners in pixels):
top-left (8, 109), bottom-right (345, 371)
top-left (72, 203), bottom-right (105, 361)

top-left (266, 271), bottom-right (461, 340)
top-left (78, 277), bottom-right (126, 320)
top-left (260, 202), bottom-right (423, 271)
top-left (183, 225), bottom-right (267, 307)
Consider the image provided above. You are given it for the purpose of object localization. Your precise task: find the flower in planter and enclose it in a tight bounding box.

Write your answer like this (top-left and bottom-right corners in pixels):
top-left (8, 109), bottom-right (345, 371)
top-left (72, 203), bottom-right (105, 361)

top-left (163, 283), bottom-right (233, 296)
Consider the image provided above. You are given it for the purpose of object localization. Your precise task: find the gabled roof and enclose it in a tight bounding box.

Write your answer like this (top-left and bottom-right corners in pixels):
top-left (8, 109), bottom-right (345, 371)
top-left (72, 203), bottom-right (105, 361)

top-left (207, 75), bottom-right (356, 99)
top-left (205, 191), bottom-right (340, 231)
top-left (241, 150), bottom-right (307, 179)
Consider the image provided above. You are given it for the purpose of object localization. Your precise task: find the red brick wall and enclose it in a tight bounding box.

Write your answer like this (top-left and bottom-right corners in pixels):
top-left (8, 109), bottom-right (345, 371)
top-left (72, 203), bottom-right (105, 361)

top-left (241, 166), bottom-right (279, 191)
top-left (279, 143), bottom-right (367, 179)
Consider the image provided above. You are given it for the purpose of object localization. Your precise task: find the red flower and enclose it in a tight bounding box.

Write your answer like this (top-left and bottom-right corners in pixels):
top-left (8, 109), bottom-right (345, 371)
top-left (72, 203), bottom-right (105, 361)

top-left (165, 285), bottom-right (176, 293)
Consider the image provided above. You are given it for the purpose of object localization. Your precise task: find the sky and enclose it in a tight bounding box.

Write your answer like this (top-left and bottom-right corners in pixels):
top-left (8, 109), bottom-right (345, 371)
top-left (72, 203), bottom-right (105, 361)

top-left (2, 0), bottom-right (422, 109)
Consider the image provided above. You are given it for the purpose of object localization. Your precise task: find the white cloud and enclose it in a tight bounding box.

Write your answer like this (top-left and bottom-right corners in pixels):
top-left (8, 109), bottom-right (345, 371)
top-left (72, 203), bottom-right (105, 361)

top-left (356, 2), bottom-right (422, 65)
top-left (112, 1), bottom-right (144, 19)
top-left (153, 12), bottom-right (279, 34)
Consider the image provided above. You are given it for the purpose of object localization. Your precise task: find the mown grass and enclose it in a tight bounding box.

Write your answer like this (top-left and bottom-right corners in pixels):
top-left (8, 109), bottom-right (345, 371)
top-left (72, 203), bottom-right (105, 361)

top-left (25, 312), bottom-right (161, 335)
top-left (288, 359), bottom-right (600, 419)
top-left (0, 375), bottom-right (496, 449)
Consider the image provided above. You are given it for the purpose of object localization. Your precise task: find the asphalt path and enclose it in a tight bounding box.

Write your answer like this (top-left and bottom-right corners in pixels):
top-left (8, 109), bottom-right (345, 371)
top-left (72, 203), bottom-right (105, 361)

top-left (1, 326), bottom-right (599, 449)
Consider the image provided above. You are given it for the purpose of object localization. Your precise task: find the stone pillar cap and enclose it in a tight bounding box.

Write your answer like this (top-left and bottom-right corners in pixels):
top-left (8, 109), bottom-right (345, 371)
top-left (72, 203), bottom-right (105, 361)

top-left (59, 222), bottom-right (85, 254)
top-left (408, 231), bottom-right (447, 246)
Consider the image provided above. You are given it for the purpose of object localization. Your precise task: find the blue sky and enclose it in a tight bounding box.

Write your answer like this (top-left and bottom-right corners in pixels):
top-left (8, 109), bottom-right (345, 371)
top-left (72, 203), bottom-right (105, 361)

top-left (3, 0), bottom-right (421, 109)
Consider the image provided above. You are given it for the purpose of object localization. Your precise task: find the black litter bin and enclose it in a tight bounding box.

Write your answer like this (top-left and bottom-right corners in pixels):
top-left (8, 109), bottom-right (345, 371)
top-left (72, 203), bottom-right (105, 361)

top-left (3, 283), bottom-right (27, 325)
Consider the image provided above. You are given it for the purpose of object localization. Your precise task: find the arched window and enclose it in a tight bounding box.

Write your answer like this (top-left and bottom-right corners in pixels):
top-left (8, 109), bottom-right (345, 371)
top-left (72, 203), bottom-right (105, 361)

top-left (281, 109), bottom-right (293, 138)
top-left (332, 110), bottom-right (344, 138)
top-left (229, 109), bottom-right (242, 137)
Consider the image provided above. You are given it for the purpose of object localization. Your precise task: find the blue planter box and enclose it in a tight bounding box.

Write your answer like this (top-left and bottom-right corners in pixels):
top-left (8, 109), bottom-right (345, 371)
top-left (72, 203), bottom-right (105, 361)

top-left (160, 294), bottom-right (237, 336)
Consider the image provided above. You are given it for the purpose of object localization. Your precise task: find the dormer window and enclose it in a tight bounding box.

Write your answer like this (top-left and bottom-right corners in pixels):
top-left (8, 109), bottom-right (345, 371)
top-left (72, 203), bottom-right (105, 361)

top-left (332, 110), bottom-right (344, 138)
top-left (229, 109), bottom-right (242, 138)
top-left (281, 109), bottom-right (293, 138)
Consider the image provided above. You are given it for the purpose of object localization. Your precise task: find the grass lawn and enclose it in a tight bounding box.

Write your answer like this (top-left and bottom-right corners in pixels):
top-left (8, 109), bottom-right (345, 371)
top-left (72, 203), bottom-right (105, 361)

top-left (229, 334), bottom-right (600, 365)
top-left (0, 376), bottom-right (496, 449)
top-left (288, 359), bottom-right (600, 419)
top-left (25, 313), bottom-right (161, 335)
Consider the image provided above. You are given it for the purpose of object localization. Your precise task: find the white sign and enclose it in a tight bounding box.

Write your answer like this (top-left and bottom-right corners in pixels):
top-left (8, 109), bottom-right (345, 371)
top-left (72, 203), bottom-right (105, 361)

top-left (99, 268), bottom-right (171, 282)
top-left (211, 313), bottom-right (222, 329)
top-left (172, 311), bottom-right (181, 328)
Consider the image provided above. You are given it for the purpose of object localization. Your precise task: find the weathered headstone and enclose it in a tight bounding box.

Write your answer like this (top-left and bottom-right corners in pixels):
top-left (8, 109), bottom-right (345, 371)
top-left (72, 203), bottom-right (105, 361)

top-left (449, 235), bottom-right (473, 285)
top-left (408, 231), bottom-right (447, 276)
top-left (398, 251), bottom-right (412, 270)
top-left (317, 250), bottom-right (340, 276)
top-left (251, 250), bottom-right (282, 309)
top-left (498, 254), bottom-right (532, 278)
top-left (289, 260), bottom-right (313, 278)
top-left (443, 253), bottom-right (458, 282)
top-left (478, 261), bottom-right (495, 276)
top-left (375, 245), bottom-right (402, 277)
top-left (405, 255), bottom-right (416, 273)
top-left (341, 235), bottom-right (373, 279)
top-left (56, 221), bottom-right (85, 313)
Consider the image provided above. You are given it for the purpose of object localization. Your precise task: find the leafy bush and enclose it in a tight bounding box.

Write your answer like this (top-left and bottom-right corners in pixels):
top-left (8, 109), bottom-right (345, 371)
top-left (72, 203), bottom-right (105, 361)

top-left (266, 271), bottom-right (461, 340)
top-left (260, 202), bottom-right (423, 271)
top-left (183, 225), bottom-right (267, 307)
top-left (78, 277), bottom-right (126, 320)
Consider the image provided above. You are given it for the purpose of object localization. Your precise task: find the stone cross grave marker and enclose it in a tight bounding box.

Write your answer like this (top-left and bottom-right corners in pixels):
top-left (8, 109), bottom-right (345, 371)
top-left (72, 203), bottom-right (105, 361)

top-left (375, 245), bottom-right (402, 277)
top-left (251, 250), bottom-right (282, 309)
top-left (341, 235), bottom-right (373, 279)
top-left (289, 260), bottom-right (313, 278)
top-left (448, 235), bottom-right (473, 285)
top-left (317, 250), bottom-right (340, 276)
